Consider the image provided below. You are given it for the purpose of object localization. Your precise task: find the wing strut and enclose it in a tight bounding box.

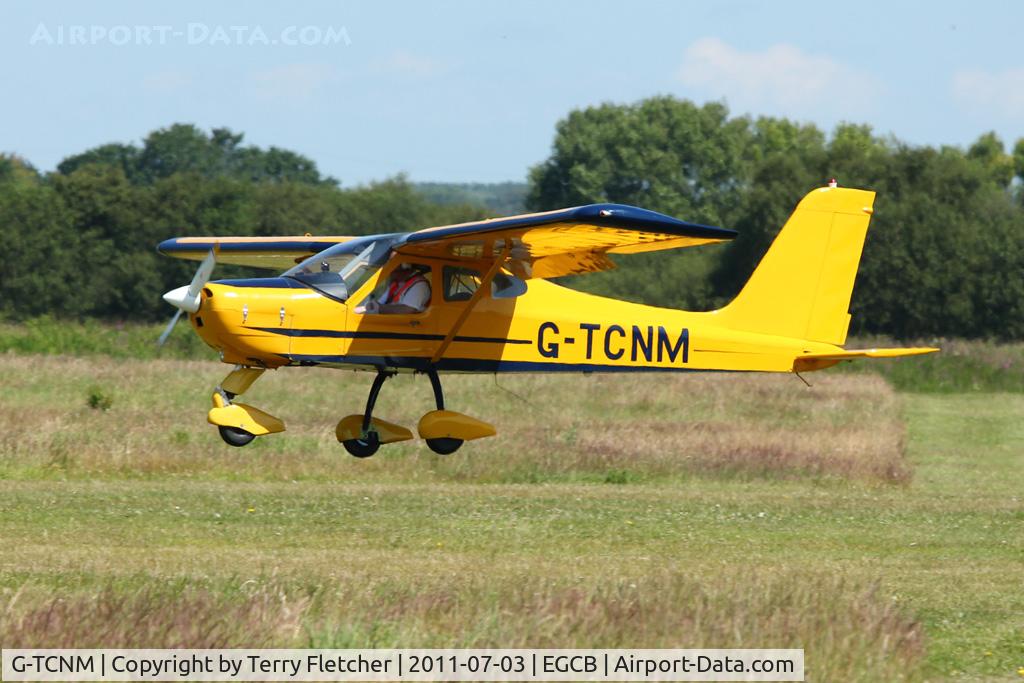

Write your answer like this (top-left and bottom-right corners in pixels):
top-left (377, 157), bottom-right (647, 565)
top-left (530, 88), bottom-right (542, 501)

top-left (430, 248), bottom-right (510, 364)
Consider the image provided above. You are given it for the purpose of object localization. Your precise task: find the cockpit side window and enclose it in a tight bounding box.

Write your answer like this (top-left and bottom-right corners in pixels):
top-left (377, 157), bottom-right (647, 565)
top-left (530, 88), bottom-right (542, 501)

top-left (357, 262), bottom-right (433, 314)
top-left (443, 266), bottom-right (482, 302)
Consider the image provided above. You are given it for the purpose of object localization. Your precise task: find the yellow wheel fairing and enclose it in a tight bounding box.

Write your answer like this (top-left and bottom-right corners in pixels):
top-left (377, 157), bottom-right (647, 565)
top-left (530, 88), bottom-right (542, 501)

top-left (335, 415), bottom-right (414, 444)
top-left (417, 410), bottom-right (496, 441)
top-left (207, 402), bottom-right (285, 436)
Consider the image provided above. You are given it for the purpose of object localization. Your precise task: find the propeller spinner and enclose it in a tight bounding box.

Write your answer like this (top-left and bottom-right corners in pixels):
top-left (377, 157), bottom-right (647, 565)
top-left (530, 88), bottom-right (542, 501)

top-left (157, 247), bottom-right (217, 346)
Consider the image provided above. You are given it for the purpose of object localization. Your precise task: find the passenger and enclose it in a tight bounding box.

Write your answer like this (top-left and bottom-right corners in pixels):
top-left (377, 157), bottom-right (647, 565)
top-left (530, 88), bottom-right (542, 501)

top-left (356, 263), bottom-right (431, 314)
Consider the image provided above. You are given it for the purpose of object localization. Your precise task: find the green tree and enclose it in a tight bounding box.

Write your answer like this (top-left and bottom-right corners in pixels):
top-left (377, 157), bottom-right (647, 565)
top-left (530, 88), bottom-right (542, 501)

top-left (56, 124), bottom-right (333, 187)
top-left (966, 132), bottom-right (1014, 188)
top-left (528, 97), bottom-right (752, 226)
top-left (56, 143), bottom-right (140, 179)
top-left (0, 183), bottom-right (102, 318)
top-left (135, 124), bottom-right (223, 183)
top-left (851, 144), bottom-right (1024, 339)
top-left (1013, 138), bottom-right (1024, 183)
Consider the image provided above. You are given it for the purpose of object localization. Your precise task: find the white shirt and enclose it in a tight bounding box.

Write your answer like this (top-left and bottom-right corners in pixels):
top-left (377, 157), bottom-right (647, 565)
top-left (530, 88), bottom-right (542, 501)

top-left (377, 276), bottom-right (431, 312)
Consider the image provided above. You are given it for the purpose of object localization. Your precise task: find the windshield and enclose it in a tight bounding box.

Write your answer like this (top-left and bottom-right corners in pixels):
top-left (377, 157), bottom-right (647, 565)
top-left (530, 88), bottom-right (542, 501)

top-left (283, 240), bottom-right (389, 301)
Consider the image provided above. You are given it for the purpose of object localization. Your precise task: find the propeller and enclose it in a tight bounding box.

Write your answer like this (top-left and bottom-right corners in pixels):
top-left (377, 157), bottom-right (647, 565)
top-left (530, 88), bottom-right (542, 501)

top-left (157, 309), bottom-right (184, 347)
top-left (157, 247), bottom-right (217, 346)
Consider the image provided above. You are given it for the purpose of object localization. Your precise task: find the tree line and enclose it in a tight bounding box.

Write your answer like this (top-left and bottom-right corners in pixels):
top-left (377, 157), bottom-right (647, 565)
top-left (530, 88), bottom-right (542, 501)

top-left (0, 124), bottom-right (484, 322)
top-left (2, 105), bottom-right (1023, 339)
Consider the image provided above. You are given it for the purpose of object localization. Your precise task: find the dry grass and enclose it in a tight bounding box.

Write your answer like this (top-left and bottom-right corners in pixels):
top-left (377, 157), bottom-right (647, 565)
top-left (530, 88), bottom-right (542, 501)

top-left (0, 353), bottom-right (909, 484)
top-left (0, 584), bottom-right (308, 648)
top-left (0, 571), bottom-right (924, 681)
top-left (487, 372), bottom-right (908, 483)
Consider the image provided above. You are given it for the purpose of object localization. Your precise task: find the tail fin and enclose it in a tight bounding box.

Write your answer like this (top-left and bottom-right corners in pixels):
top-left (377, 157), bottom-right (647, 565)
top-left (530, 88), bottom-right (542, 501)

top-left (716, 186), bottom-right (875, 345)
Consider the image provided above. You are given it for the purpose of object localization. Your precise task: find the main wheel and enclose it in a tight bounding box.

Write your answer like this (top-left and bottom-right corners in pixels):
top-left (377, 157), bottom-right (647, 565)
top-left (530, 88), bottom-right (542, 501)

top-left (219, 426), bottom-right (256, 447)
top-left (426, 437), bottom-right (463, 455)
top-left (343, 432), bottom-right (380, 458)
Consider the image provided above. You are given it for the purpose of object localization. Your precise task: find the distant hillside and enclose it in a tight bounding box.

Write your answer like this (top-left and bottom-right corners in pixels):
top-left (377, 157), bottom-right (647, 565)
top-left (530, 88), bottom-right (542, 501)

top-left (414, 181), bottom-right (528, 216)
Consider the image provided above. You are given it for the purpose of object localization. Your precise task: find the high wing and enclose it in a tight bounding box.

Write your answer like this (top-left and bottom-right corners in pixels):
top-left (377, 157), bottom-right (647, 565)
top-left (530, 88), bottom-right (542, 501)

top-left (157, 235), bottom-right (358, 270)
top-left (394, 204), bottom-right (736, 279)
top-left (156, 205), bottom-right (734, 277)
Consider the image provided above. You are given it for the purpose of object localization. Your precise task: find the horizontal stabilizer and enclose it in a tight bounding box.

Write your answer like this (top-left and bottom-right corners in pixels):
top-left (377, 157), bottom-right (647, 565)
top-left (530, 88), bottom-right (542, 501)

top-left (800, 347), bottom-right (939, 361)
top-left (794, 347), bottom-right (939, 372)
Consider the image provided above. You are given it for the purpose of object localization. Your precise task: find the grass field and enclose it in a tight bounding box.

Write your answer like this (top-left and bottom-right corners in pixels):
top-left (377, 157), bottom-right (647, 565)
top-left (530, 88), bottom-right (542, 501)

top-left (0, 349), bottom-right (1022, 681)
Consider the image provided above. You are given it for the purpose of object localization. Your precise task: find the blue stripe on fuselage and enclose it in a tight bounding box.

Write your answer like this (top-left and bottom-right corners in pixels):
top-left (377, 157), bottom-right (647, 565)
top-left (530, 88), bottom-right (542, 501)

top-left (282, 354), bottom-right (718, 374)
top-left (255, 328), bottom-right (531, 345)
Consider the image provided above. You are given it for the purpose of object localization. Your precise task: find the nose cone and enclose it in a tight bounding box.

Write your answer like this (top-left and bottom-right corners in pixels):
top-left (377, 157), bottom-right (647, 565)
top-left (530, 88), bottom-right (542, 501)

top-left (162, 285), bottom-right (200, 313)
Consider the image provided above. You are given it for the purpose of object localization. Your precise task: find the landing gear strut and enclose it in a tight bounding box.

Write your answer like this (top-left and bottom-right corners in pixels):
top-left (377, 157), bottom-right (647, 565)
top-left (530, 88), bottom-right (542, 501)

top-left (336, 366), bottom-right (495, 457)
top-left (207, 366), bottom-right (286, 447)
top-left (423, 368), bottom-right (463, 455)
top-left (341, 370), bottom-right (393, 458)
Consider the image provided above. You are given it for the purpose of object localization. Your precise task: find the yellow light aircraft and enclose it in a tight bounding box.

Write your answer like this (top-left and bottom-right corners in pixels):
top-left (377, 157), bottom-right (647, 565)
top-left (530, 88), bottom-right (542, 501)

top-left (158, 185), bottom-right (936, 457)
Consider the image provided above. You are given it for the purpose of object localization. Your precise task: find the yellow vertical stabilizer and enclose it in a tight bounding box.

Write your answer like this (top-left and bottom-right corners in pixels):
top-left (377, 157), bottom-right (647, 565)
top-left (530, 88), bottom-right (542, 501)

top-left (716, 186), bottom-right (876, 345)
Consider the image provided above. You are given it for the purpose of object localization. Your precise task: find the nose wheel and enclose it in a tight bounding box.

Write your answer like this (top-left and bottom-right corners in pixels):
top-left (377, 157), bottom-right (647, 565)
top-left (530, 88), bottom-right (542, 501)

top-left (219, 425), bottom-right (256, 448)
top-left (207, 368), bottom-right (286, 447)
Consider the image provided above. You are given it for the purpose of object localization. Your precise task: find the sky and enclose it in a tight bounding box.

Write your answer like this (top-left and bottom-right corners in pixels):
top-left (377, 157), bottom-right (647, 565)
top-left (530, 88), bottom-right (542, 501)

top-left (1, 0), bottom-right (1023, 185)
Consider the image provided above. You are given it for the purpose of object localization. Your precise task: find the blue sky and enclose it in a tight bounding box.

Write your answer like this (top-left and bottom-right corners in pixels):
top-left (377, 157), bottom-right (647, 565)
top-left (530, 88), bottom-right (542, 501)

top-left (2, 0), bottom-right (1022, 185)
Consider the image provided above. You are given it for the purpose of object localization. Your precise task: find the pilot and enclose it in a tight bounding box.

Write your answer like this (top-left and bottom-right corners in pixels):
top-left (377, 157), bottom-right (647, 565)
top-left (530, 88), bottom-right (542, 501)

top-left (356, 263), bottom-right (431, 314)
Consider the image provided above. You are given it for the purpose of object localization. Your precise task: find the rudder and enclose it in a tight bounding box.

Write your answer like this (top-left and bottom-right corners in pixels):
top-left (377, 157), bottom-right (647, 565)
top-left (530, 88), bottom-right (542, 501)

top-left (715, 186), bottom-right (876, 345)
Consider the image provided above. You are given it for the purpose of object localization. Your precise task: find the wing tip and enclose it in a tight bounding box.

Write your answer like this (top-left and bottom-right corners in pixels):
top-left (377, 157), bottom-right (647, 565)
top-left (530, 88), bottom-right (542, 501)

top-left (575, 203), bottom-right (736, 240)
top-left (156, 237), bottom-right (179, 256)
top-left (860, 347), bottom-right (940, 358)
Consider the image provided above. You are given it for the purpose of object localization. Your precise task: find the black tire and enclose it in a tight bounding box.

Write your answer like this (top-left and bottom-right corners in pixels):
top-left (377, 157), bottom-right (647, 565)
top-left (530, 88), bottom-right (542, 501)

top-left (426, 437), bottom-right (463, 455)
top-left (219, 426), bottom-right (256, 447)
top-left (343, 433), bottom-right (380, 458)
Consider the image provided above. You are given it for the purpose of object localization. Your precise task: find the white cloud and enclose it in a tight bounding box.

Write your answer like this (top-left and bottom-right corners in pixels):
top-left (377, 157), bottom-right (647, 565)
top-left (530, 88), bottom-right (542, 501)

top-left (677, 37), bottom-right (878, 118)
top-left (952, 67), bottom-right (1024, 119)
top-left (249, 63), bottom-right (338, 101)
